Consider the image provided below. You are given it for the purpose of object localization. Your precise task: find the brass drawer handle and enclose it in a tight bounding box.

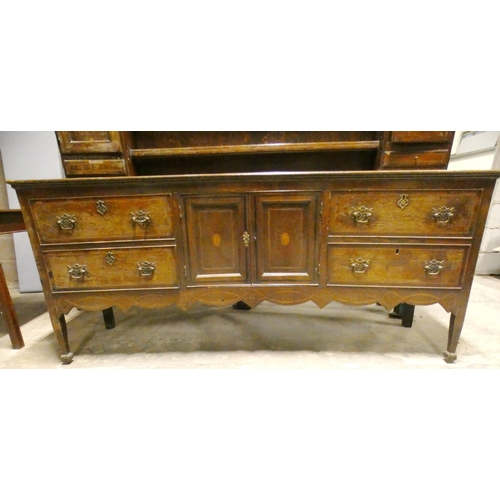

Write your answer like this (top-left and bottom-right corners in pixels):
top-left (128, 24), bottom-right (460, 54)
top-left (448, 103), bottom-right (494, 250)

top-left (351, 206), bottom-right (373, 224)
top-left (57, 213), bottom-right (77, 230)
top-left (138, 261), bottom-right (156, 276)
top-left (131, 210), bottom-right (151, 226)
top-left (350, 257), bottom-right (370, 273)
top-left (432, 206), bottom-right (455, 224)
top-left (67, 263), bottom-right (88, 279)
top-left (424, 259), bottom-right (444, 275)
top-left (243, 231), bottom-right (250, 247)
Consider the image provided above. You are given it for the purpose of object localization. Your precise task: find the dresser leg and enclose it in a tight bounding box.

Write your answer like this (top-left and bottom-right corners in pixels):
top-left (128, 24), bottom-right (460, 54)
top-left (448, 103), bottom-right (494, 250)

top-left (444, 311), bottom-right (465, 363)
top-left (102, 307), bottom-right (115, 329)
top-left (401, 303), bottom-right (415, 328)
top-left (389, 302), bottom-right (415, 328)
top-left (50, 312), bottom-right (74, 364)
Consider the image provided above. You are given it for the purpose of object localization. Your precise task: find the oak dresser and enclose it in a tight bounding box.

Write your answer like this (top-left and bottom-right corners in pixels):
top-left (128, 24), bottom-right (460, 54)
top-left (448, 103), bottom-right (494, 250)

top-left (8, 132), bottom-right (499, 363)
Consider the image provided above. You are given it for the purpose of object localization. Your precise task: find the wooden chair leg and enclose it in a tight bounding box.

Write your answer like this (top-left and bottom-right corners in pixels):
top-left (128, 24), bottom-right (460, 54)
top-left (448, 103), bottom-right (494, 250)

top-left (0, 263), bottom-right (24, 349)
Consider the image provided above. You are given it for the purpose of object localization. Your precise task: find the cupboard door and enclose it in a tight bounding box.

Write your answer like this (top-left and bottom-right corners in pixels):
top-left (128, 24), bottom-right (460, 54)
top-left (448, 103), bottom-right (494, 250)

top-left (184, 196), bottom-right (248, 284)
top-left (57, 131), bottom-right (123, 154)
top-left (255, 193), bottom-right (319, 283)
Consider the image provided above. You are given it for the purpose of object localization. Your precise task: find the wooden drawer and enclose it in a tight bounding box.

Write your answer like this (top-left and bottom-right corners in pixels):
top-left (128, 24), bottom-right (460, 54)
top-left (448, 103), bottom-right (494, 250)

top-left (63, 159), bottom-right (127, 177)
top-left (390, 132), bottom-right (453, 143)
top-left (31, 195), bottom-right (174, 244)
top-left (327, 244), bottom-right (468, 287)
top-left (380, 150), bottom-right (449, 169)
top-left (329, 190), bottom-right (482, 237)
top-left (57, 132), bottom-right (123, 154)
top-left (45, 246), bottom-right (179, 290)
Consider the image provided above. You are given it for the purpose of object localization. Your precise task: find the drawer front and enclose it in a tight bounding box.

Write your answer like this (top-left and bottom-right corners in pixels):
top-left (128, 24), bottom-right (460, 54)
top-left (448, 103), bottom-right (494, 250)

top-left (64, 159), bottom-right (127, 176)
top-left (390, 132), bottom-right (453, 143)
top-left (45, 246), bottom-right (179, 290)
top-left (329, 190), bottom-right (482, 237)
top-left (57, 131), bottom-right (123, 154)
top-left (31, 195), bottom-right (174, 244)
top-left (327, 244), bottom-right (468, 287)
top-left (381, 150), bottom-right (449, 168)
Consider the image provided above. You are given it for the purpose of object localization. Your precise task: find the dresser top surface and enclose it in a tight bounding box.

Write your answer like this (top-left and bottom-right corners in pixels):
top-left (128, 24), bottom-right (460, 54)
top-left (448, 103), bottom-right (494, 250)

top-left (8, 170), bottom-right (500, 190)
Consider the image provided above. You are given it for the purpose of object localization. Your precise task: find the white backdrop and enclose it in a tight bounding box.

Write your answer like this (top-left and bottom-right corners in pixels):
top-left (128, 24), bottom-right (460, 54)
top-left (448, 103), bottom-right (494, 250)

top-left (0, 132), bottom-right (63, 292)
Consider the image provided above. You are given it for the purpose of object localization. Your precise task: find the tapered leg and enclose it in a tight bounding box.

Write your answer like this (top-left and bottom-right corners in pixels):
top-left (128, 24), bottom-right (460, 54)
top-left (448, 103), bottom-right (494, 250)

top-left (444, 311), bottom-right (466, 363)
top-left (49, 311), bottom-right (73, 364)
top-left (102, 307), bottom-right (115, 329)
top-left (0, 263), bottom-right (24, 349)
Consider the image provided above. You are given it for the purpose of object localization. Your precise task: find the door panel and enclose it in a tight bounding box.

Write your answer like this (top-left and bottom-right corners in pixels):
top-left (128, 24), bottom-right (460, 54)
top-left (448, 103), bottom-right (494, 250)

top-left (184, 196), bottom-right (248, 284)
top-left (254, 193), bottom-right (319, 283)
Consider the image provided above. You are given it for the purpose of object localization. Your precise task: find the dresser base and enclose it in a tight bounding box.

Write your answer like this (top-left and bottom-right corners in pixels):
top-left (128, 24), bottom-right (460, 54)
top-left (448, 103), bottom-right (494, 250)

top-left (10, 171), bottom-right (499, 365)
top-left (48, 284), bottom-right (468, 365)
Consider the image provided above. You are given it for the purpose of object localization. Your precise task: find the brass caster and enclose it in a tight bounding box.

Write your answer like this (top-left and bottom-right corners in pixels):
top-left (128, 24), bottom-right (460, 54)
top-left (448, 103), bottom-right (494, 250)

top-left (60, 352), bottom-right (74, 365)
top-left (443, 351), bottom-right (457, 364)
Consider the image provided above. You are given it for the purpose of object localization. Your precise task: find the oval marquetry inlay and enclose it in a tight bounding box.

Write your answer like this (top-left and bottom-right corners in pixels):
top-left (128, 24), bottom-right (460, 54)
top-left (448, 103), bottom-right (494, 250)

top-left (212, 233), bottom-right (222, 247)
top-left (280, 232), bottom-right (290, 246)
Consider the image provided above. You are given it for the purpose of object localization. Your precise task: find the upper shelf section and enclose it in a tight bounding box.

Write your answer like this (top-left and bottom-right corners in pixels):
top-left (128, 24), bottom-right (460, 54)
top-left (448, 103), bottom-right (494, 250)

top-left (55, 131), bottom-right (455, 177)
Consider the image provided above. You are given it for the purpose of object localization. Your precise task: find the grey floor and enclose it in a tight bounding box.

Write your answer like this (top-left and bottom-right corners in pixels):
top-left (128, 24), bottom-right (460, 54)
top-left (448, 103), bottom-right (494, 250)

top-left (2, 275), bottom-right (500, 369)
top-left (4, 278), bottom-right (500, 500)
